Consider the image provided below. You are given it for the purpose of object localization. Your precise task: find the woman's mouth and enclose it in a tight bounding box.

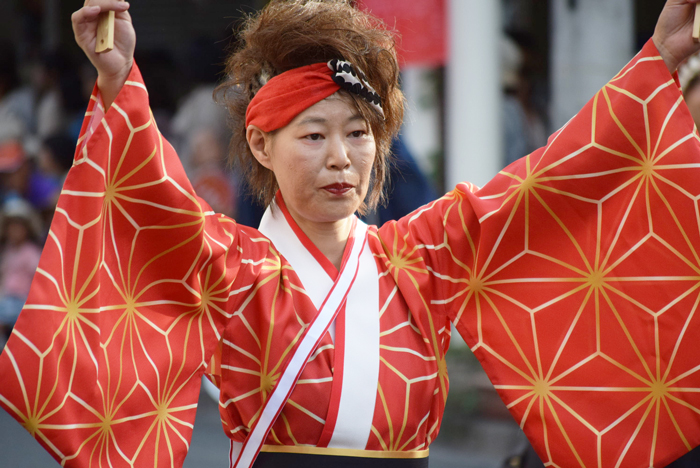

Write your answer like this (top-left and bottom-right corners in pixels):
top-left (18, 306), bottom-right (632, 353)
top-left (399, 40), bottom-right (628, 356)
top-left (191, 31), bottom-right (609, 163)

top-left (322, 183), bottom-right (354, 195)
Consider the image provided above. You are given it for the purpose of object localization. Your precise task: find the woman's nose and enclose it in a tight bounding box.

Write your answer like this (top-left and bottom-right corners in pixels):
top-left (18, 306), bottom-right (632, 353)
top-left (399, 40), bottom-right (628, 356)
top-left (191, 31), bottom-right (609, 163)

top-left (326, 137), bottom-right (351, 170)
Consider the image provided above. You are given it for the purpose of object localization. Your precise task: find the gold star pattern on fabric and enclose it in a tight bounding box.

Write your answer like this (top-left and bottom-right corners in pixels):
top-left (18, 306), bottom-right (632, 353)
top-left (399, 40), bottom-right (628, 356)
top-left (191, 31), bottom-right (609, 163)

top-left (458, 47), bottom-right (699, 466)
top-left (0, 75), bottom-right (235, 467)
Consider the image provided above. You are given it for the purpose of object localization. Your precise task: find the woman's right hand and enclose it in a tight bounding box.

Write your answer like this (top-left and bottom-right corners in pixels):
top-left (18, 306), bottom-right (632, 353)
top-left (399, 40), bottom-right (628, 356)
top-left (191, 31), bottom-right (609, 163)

top-left (72, 0), bottom-right (134, 109)
top-left (653, 0), bottom-right (700, 73)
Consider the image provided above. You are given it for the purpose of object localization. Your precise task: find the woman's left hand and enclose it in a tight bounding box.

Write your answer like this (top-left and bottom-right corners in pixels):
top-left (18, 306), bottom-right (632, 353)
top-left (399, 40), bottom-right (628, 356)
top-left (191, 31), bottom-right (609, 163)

top-left (653, 0), bottom-right (700, 73)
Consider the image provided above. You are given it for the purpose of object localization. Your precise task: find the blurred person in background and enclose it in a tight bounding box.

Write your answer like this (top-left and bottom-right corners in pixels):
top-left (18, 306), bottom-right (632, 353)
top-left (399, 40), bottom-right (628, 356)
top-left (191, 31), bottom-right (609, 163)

top-left (189, 128), bottom-right (237, 217)
top-left (34, 133), bottom-right (76, 227)
top-left (30, 51), bottom-right (71, 144)
top-left (172, 36), bottom-right (237, 218)
top-left (0, 134), bottom-right (65, 238)
top-left (0, 42), bottom-right (33, 144)
top-left (501, 34), bottom-right (547, 168)
top-left (0, 48), bottom-right (86, 157)
top-left (172, 36), bottom-right (231, 175)
top-left (37, 134), bottom-right (75, 196)
top-left (0, 139), bottom-right (31, 204)
top-left (0, 197), bottom-right (41, 346)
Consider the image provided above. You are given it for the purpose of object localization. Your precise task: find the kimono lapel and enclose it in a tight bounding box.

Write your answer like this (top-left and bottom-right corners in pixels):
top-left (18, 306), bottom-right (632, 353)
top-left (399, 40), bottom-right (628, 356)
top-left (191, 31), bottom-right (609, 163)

top-left (260, 196), bottom-right (381, 448)
top-left (232, 198), bottom-right (380, 468)
top-left (258, 198), bottom-right (335, 310)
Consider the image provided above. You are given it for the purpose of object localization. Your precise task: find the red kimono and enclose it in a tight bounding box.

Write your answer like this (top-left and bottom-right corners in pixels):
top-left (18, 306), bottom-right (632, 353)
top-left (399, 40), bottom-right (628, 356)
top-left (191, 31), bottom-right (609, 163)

top-left (1, 39), bottom-right (700, 467)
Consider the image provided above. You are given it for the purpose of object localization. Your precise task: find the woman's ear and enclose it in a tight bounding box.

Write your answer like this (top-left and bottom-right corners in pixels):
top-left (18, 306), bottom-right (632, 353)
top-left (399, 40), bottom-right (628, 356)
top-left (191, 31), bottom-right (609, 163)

top-left (246, 125), bottom-right (273, 170)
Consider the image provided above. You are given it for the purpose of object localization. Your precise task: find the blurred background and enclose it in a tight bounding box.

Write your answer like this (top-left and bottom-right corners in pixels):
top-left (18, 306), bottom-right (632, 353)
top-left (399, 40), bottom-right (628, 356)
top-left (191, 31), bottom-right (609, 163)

top-left (3, 0), bottom-right (698, 467)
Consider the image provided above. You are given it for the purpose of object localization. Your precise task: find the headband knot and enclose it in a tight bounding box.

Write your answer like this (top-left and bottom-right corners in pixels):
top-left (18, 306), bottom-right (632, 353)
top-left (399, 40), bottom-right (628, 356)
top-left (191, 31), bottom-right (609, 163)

top-left (246, 60), bottom-right (384, 133)
top-left (328, 59), bottom-right (384, 117)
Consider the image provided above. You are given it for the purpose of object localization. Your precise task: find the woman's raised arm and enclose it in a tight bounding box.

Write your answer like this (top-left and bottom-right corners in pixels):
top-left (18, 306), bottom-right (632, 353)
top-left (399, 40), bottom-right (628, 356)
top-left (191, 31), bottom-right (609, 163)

top-left (72, 0), bottom-right (134, 109)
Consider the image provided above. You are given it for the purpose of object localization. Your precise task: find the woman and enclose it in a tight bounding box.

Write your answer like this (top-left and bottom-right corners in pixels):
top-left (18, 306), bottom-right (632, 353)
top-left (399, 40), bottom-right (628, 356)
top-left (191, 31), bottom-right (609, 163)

top-left (2, 0), bottom-right (700, 467)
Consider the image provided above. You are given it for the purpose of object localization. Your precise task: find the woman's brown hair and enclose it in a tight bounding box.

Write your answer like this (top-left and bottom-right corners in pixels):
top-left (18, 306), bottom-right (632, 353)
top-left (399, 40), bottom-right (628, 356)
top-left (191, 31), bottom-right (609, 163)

top-left (217, 0), bottom-right (404, 212)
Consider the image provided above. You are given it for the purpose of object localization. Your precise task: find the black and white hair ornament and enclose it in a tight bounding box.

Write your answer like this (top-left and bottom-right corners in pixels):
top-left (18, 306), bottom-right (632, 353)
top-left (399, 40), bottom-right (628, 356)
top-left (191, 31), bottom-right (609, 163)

top-left (328, 59), bottom-right (384, 118)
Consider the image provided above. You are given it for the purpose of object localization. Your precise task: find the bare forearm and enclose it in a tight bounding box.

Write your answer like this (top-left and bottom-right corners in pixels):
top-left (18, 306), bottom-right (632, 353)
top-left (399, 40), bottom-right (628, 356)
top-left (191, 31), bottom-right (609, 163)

top-left (96, 60), bottom-right (133, 109)
top-left (72, 0), bottom-right (135, 109)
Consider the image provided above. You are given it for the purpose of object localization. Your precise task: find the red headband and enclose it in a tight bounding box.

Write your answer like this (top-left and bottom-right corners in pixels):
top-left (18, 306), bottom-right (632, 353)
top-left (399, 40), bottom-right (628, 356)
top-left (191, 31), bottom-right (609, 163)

top-left (245, 63), bottom-right (339, 133)
top-left (245, 60), bottom-right (384, 133)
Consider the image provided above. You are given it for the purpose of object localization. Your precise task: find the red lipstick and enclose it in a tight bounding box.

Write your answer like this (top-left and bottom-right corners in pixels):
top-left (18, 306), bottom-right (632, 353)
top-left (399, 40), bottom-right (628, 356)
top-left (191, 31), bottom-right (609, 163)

top-left (323, 183), bottom-right (353, 195)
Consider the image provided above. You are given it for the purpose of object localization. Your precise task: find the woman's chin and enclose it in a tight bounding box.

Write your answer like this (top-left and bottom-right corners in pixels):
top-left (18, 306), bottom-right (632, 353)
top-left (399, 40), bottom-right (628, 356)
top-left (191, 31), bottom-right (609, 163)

top-left (303, 202), bottom-right (360, 225)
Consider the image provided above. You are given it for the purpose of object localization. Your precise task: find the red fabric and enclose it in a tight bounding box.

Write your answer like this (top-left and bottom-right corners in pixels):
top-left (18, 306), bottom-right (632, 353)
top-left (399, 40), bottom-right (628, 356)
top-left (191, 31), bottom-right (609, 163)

top-left (442, 39), bottom-right (700, 466)
top-left (245, 62), bottom-right (339, 132)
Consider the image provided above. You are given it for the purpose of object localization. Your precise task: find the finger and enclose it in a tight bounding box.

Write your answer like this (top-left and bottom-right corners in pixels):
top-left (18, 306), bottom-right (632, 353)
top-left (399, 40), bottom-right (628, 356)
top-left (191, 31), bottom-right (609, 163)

top-left (114, 8), bottom-right (132, 22)
top-left (72, 2), bottom-right (129, 26)
top-left (663, 0), bottom-right (700, 7)
top-left (82, 0), bottom-right (130, 13)
top-left (72, 5), bottom-right (101, 26)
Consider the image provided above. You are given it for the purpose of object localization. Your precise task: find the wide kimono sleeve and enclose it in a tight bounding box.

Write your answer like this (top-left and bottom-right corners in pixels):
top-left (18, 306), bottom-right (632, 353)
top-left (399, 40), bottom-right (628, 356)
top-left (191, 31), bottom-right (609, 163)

top-left (0, 64), bottom-right (256, 467)
top-left (376, 40), bottom-right (700, 466)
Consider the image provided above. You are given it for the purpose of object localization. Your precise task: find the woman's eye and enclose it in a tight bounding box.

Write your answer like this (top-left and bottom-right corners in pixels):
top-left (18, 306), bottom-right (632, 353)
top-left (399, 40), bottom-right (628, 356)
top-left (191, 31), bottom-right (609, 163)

top-left (306, 133), bottom-right (322, 141)
top-left (349, 130), bottom-right (366, 138)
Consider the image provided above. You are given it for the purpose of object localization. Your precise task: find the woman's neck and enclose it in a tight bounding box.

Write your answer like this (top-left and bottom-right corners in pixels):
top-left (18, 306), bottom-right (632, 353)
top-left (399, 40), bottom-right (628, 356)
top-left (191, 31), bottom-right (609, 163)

top-left (292, 215), bottom-right (352, 271)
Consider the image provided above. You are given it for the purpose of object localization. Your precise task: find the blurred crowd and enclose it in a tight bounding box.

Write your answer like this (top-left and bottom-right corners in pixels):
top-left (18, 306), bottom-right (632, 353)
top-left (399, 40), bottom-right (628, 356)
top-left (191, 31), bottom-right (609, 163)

top-left (0, 42), bottom-right (86, 344)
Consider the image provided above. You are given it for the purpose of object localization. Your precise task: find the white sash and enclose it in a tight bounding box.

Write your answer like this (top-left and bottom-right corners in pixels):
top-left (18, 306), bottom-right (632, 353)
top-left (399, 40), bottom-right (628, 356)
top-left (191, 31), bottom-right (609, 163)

top-left (230, 203), bottom-right (380, 467)
top-left (327, 241), bottom-right (380, 449)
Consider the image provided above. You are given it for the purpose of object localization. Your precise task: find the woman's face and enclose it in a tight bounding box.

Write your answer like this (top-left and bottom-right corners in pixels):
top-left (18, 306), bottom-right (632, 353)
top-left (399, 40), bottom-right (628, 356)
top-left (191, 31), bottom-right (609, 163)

top-left (252, 93), bottom-right (376, 230)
